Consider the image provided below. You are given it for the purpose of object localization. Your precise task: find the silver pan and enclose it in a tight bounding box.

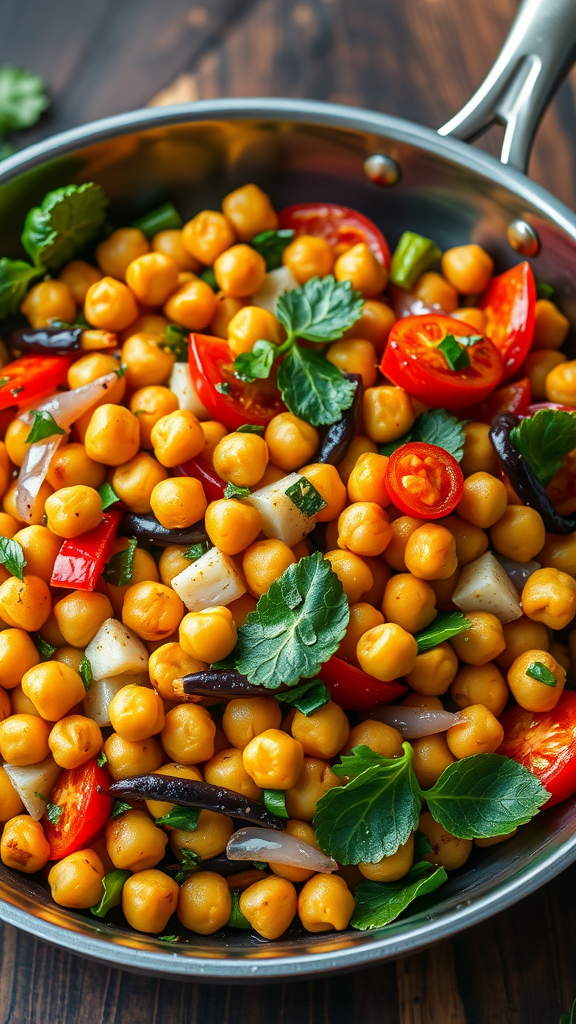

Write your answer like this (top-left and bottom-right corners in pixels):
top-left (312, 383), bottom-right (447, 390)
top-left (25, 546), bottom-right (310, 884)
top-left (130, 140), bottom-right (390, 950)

top-left (0, 0), bottom-right (576, 982)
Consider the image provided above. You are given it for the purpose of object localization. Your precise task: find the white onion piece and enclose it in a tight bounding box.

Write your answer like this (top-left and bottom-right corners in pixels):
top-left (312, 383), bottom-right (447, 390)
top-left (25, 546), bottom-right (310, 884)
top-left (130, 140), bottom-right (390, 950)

top-left (496, 555), bottom-right (541, 587)
top-left (226, 827), bottom-right (338, 872)
top-left (169, 362), bottom-right (208, 419)
top-left (392, 288), bottom-right (444, 319)
top-left (452, 550), bottom-right (523, 623)
top-left (171, 547), bottom-right (246, 611)
top-left (19, 371), bottom-right (118, 430)
top-left (245, 473), bottom-right (316, 547)
top-left (252, 266), bottom-right (298, 313)
top-left (3, 756), bottom-right (62, 820)
top-left (85, 618), bottom-right (149, 680)
top-left (370, 706), bottom-right (463, 738)
top-left (15, 435), bottom-right (66, 523)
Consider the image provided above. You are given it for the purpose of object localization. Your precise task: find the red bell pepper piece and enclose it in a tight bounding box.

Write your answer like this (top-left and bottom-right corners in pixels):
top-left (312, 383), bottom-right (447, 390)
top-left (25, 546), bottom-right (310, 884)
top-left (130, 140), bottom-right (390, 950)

top-left (176, 454), bottom-right (226, 502)
top-left (320, 656), bottom-right (407, 711)
top-left (51, 510), bottom-right (122, 591)
top-left (0, 354), bottom-right (73, 412)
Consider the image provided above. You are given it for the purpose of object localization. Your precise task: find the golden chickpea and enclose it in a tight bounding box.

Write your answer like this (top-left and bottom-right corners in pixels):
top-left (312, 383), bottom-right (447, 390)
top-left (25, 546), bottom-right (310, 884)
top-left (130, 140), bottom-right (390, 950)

top-left (152, 228), bottom-right (199, 271)
top-left (545, 359), bottom-right (576, 406)
top-left (323, 549), bottom-right (373, 604)
top-left (285, 757), bottom-right (340, 820)
top-left (243, 539), bottom-right (296, 597)
top-left (441, 244), bottom-right (494, 294)
top-left (53, 591), bottom-right (113, 648)
top-left (451, 611), bottom-right (506, 666)
top-left (48, 848), bottom-right (104, 909)
top-left (179, 606), bottom-right (237, 664)
top-left (212, 431), bottom-right (269, 486)
top-left (240, 875), bottom-right (297, 939)
top-left (0, 766), bottom-right (24, 821)
top-left (452, 308), bottom-right (488, 332)
top-left (161, 703), bottom-right (215, 764)
top-left (0, 714), bottom-right (50, 765)
top-left (52, 646), bottom-right (83, 672)
top-left (84, 404), bottom-right (140, 466)
top-left (266, 819), bottom-right (319, 882)
top-left (412, 272), bottom-right (458, 312)
top-left (150, 476), bottom-right (207, 530)
top-left (338, 603), bottom-right (385, 664)
top-left (150, 409), bottom-right (205, 468)
top-left (163, 278), bottom-right (217, 331)
top-left (335, 242), bottom-right (388, 297)
top-left (382, 517), bottom-right (423, 573)
top-left (532, 299), bottom-right (570, 350)
top-left (411, 734), bottom-right (456, 788)
top-left (59, 260), bottom-right (103, 304)
top-left (122, 581), bottom-right (184, 642)
top-left (0, 513), bottom-right (17, 539)
top-left (337, 438), bottom-right (377, 489)
top-left (337, 502), bottom-right (393, 558)
top-left (122, 868), bottom-right (180, 934)
top-left (125, 252), bottom-right (179, 306)
top-left (21, 279), bottom-right (76, 329)
top-left (229, 593), bottom-right (257, 628)
top-left (457, 472), bottom-right (508, 530)
top-left (419, 811), bottom-right (473, 869)
top-left (204, 746), bottom-right (262, 801)
top-left (443, 515), bottom-right (488, 566)
top-left (45, 485), bottom-right (102, 539)
top-left (200, 420), bottom-right (228, 461)
top-left (46, 443), bottom-right (107, 493)
top-left (342, 299), bottom-right (394, 354)
top-left (158, 545), bottom-right (195, 587)
top-left (227, 305), bottom-right (282, 356)
top-left (404, 524), bottom-right (458, 581)
top-left (105, 545), bottom-right (160, 618)
top-left (106, 808), bottom-right (168, 871)
top-left (282, 235), bottom-right (334, 284)
top-left (359, 834), bottom-right (414, 882)
top-left (264, 416), bottom-right (318, 475)
top-left (222, 697), bottom-right (282, 749)
top-left (0, 687), bottom-right (9, 722)
top-left (507, 649), bottom-right (566, 712)
top-left (357, 621), bottom-right (418, 681)
top-left (120, 332), bottom-right (175, 390)
top-left (177, 871), bottom-right (232, 935)
top-left (539, 533), bottom-right (576, 578)
top-left (291, 702), bottom-right (350, 759)
top-left (204, 498), bottom-right (262, 556)
top-left (120, 313), bottom-right (169, 343)
top-left (96, 228), bottom-right (149, 279)
top-left (522, 350), bottom-right (566, 401)
top-left (461, 422), bottom-right (499, 477)
top-left (170, 808), bottom-right (234, 862)
top-left (446, 704), bottom-right (504, 758)
top-left (521, 568), bottom-right (576, 631)
top-left (496, 615), bottom-right (550, 669)
top-left (108, 685), bottom-right (165, 742)
top-left (67, 352), bottom-right (126, 410)
top-left (1, 814), bottom-right (50, 873)
top-left (0, 575), bottom-right (51, 632)
top-left (222, 184), bottom-right (278, 241)
top-left (148, 643), bottom-right (206, 701)
top-left (182, 209), bottom-right (235, 264)
top-left (433, 567), bottom-right (463, 609)
top-left (111, 452), bottom-right (167, 514)
top-left (10, 526), bottom-right (59, 585)
top-left (405, 643), bottom-right (458, 696)
top-left (209, 295), bottom-right (245, 339)
top-left (382, 573), bottom-right (436, 634)
top-left (4, 416), bottom-right (33, 468)
top-left (474, 829), bottom-right (518, 849)
top-left (49, 715), bottom-right (103, 769)
top-left (243, 728), bottom-right (304, 789)
top-left (84, 276), bottom-right (138, 331)
top-left (347, 452), bottom-right (391, 508)
top-left (451, 662), bottom-right (509, 717)
top-left (21, 660), bottom-right (85, 720)
top-left (214, 244), bottom-right (266, 297)
top-left (3, 478), bottom-right (52, 527)
top-left (343, 720), bottom-right (403, 759)
top-left (129, 386), bottom-right (179, 449)
top-left (489, 506), bottom-right (546, 563)
top-left (298, 873), bottom-right (355, 933)
top-left (9, 685), bottom-right (39, 717)
top-left (362, 386), bottom-right (415, 444)
top-left (144, 763), bottom-right (203, 819)
top-left (103, 733), bottom-right (164, 780)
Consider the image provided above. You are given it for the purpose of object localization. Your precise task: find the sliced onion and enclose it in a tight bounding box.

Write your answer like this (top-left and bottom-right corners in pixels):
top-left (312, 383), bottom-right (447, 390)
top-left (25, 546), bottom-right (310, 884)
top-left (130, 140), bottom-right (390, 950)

top-left (18, 371), bottom-right (118, 430)
top-left (452, 550), bottom-right (523, 623)
top-left (496, 555), bottom-right (541, 587)
top-left (15, 435), bottom-right (66, 523)
top-left (392, 288), bottom-right (444, 319)
top-left (226, 827), bottom-right (338, 872)
top-left (370, 706), bottom-right (463, 738)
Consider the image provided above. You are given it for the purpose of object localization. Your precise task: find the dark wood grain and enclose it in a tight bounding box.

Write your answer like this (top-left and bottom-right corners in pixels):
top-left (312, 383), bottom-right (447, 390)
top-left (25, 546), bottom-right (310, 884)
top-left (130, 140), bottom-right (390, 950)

top-left (0, 1), bottom-right (575, 1021)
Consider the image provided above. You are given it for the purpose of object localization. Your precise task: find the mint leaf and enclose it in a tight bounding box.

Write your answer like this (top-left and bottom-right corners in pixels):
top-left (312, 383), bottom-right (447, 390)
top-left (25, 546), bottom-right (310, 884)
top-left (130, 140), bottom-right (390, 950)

top-left (351, 862), bottom-right (447, 930)
top-left (276, 275), bottom-right (363, 343)
top-left (103, 537), bottom-right (137, 587)
top-left (275, 679), bottom-right (330, 716)
top-left (0, 67), bottom-right (48, 134)
top-left (154, 806), bottom-right (200, 832)
top-left (224, 483), bottom-right (250, 500)
top-left (175, 848), bottom-right (200, 884)
top-left (237, 424), bottom-right (265, 434)
top-left (25, 409), bottom-right (65, 444)
top-left (90, 869), bottom-right (130, 919)
top-left (526, 661), bottom-right (557, 687)
top-left (182, 540), bottom-right (211, 560)
top-left (510, 409), bottom-right (576, 488)
top-left (97, 751), bottom-right (108, 768)
top-left (417, 409), bottom-right (466, 462)
top-left (31, 633), bottom-right (55, 659)
top-left (233, 551), bottom-right (349, 688)
top-left (233, 339), bottom-right (277, 383)
top-left (314, 744), bottom-right (421, 864)
top-left (160, 324), bottom-right (188, 362)
top-left (227, 889), bottom-right (251, 929)
top-left (413, 611), bottom-right (470, 653)
top-left (79, 656), bottom-right (92, 691)
top-left (0, 257), bottom-right (42, 318)
top-left (0, 536), bottom-right (26, 580)
top-left (22, 183), bottom-right (108, 270)
top-left (278, 345), bottom-right (356, 427)
top-left (250, 228), bottom-right (294, 270)
top-left (389, 232), bottom-right (441, 290)
top-left (423, 753), bottom-right (549, 839)
top-left (263, 789), bottom-right (289, 818)
top-left (111, 800), bottom-right (132, 819)
top-left (98, 481), bottom-right (120, 510)
top-left (285, 476), bottom-right (327, 516)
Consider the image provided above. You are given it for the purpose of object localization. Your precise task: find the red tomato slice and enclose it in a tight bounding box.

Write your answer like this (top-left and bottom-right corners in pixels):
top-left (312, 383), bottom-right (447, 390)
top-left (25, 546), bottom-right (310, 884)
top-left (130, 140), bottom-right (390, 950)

top-left (45, 759), bottom-right (113, 859)
top-left (467, 378), bottom-right (531, 424)
top-left (278, 203), bottom-right (390, 267)
top-left (0, 355), bottom-right (73, 412)
top-left (478, 262), bottom-right (536, 380)
top-left (499, 692), bottom-right (576, 808)
top-left (189, 334), bottom-right (285, 431)
top-left (384, 442), bottom-right (464, 519)
top-left (320, 656), bottom-right (406, 711)
top-left (381, 314), bottom-right (504, 409)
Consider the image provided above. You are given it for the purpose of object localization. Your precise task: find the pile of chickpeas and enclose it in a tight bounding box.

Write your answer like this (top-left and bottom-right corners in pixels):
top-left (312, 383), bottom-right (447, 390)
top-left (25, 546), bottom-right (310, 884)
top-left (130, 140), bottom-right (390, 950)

top-left (0, 183), bottom-right (575, 940)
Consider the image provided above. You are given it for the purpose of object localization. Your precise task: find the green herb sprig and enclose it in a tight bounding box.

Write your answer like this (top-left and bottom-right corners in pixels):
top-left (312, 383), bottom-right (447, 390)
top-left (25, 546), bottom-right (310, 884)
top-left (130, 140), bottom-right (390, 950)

top-left (25, 410), bottom-right (65, 444)
top-left (380, 408), bottom-right (466, 462)
top-left (510, 408), bottom-right (576, 488)
top-left (0, 536), bottom-right (26, 580)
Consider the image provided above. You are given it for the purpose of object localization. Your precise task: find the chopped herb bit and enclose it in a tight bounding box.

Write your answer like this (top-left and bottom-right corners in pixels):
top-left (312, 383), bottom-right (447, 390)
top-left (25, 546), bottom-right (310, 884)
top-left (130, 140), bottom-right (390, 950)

top-left (22, 182), bottom-right (108, 270)
top-left (111, 800), bottom-right (132, 819)
top-left (175, 848), bottom-right (200, 885)
top-left (224, 482), bottom-right (251, 499)
top-left (34, 792), bottom-right (63, 825)
top-left (227, 889), bottom-right (251, 929)
top-left (97, 751), bottom-right (108, 768)
top-left (154, 806), bottom-right (200, 832)
top-left (414, 611), bottom-right (471, 653)
top-left (31, 633), bottom-right (56, 659)
top-left (535, 282), bottom-right (554, 300)
top-left (389, 231), bottom-right (442, 290)
top-left (510, 408), bottom-right (576, 488)
top-left (413, 830), bottom-right (433, 860)
top-left (90, 869), bottom-right (131, 919)
top-left (236, 424), bottom-right (265, 434)
top-left (526, 661), bottom-right (558, 687)
top-left (161, 324), bottom-right (188, 362)
top-left (379, 407), bottom-right (467, 461)
top-left (351, 862), bottom-right (447, 930)
top-left (252, 861), bottom-right (268, 871)
top-left (215, 381), bottom-right (231, 395)
top-left (103, 537), bottom-right (137, 587)
top-left (132, 202), bottom-right (182, 239)
top-left (438, 334), bottom-right (471, 371)
top-left (276, 275), bottom-right (363, 344)
top-left (0, 258), bottom-right (43, 319)
top-left (182, 540), bottom-right (212, 561)
top-left (79, 656), bottom-right (92, 691)
top-left (285, 476), bottom-right (327, 517)
top-left (0, 67), bottom-right (49, 135)
top-left (25, 409), bottom-right (66, 444)
top-left (200, 266), bottom-right (218, 291)
top-left (0, 536), bottom-right (26, 580)
top-left (0, 378), bottom-right (10, 388)
top-left (233, 339), bottom-right (276, 383)
top-left (263, 789), bottom-right (289, 819)
top-left (275, 679), bottom-right (331, 716)
top-left (98, 481), bottom-right (120, 510)
top-left (277, 344), bottom-right (356, 427)
top-left (250, 228), bottom-right (295, 270)
top-left (158, 934), bottom-right (181, 943)
top-left (114, 365), bottom-right (127, 379)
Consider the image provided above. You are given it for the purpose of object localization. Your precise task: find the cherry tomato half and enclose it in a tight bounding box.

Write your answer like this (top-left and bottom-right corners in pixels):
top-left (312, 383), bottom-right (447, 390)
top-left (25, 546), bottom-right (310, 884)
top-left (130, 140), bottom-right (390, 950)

top-left (278, 203), bottom-right (391, 267)
top-left (188, 334), bottom-right (285, 431)
top-left (499, 692), bottom-right (576, 808)
top-left (478, 262), bottom-right (536, 380)
top-left (320, 655), bottom-right (406, 711)
top-left (44, 759), bottom-right (113, 859)
top-left (467, 378), bottom-right (531, 424)
top-left (384, 442), bottom-right (464, 519)
top-left (0, 354), bottom-right (73, 412)
top-left (381, 314), bottom-right (504, 409)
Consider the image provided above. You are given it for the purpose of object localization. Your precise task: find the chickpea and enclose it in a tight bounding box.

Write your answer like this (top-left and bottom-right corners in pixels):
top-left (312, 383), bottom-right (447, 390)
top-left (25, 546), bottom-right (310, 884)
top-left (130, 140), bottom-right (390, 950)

top-left (323, 549), bottom-right (373, 604)
top-left (44, 484), bottom-right (103, 540)
top-left (120, 332), bottom-right (175, 390)
top-left (161, 703), bottom-right (215, 764)
top-left (229, 593), bottom-right (257, 628)
top-left (261, 819), bottom-right (319, 883)
top-left (179, 606), bottom-right (237, 664)
top-left (1, 814), bottom-right (50, 873)
top-left (382, 573), bottom-right (436, 634)
top-left (213, 431), bottom-right (269, 486)
top-left (282, 235), bottom-right (334, 284)
top-left (52, 591), bottom-right (111, 649)
top-left (451, 611), bottom-right (506, 666)
top-left (53, 646), bottom-right (83, 672)
top-left (532, 299), bottom-right (570, 350)
top-left (474, 829), bottom-right (518, 849)
top-left (209, 295), bottom-right (245, 339)
top-left (214, 244), bottom-right (266, 297)
top-left (203, 499), bottom-right (261, 558)
top-left (21, 660), bottom-right (85, 720)
top-left (507, 649), bottom-right (566, 712)
top-left (149, 644), bottom-right (205, 702)
top-left (122, 868), bottom-right (179, 934)
top-left (120, 313), bottom-right (169, 343)
top-left (222, 184), bottom-right (278, 241)
top-left (461, 422), bottom-right (499, 477)
top-left (419, 811), bottom-right (473, 869)
top-left (150, 409), bottom-right (205, 468)
top-left (297, 873), bottom-right (355, 933)
top-left (7, 530), bottom-right (56, 589)
top-left (129, 386), bottom-right (178, 449)
top-left (239, 875), bottom-right (297, 939)
top-left (0, 687), bottom-right (9, 722)
top-left (150, 476), bottom-right (207, 530)
top-left (336, 439), bottom-right (377, 490)
top-left (381, 517), bottom-right (422, 573)
top-left (48, 714), bottom-right (102, 769)
top-left (262, 413), bottom-right (317, 473)
top-left (0, 575), bottom-right (51, 631)
top-left (95, 227), bottom-right (149, 279)
top-left (21, 279), bottom-right (76, 329)
top-left (122, 581), bottom-right (184, 643)
top-left (103, 733), bottom-right (164, 780)
top-left (335, 242), bottom-right (388, 297)
top-left (157, 545), bottom-right (194, 588)
top-left (337, 502), bottom-right (393, 558)
top-left (405, 643), bottom-right (459, 696)
top-left (441, 244), bottom-right (493, 294)
top-left (342, 300), bottom-right (393, 353)
top-left (48, 848), bottom-right (104, 909)
top-left (106, 808), bottom-right (168, 871)
top-left (522, 567), bottom-right (576, 630)
top-left (3, 478), bottom-right (53, 527)
top-left (222, 697), bottom-right (282, 749)
top-left (404, 524), bottom-right (457, 581)
top-left (243, 539), bottom-right (296, 597)
top-left (325, 337), bottom-right (377, 388)
top-left (362, 386), bottom-right (415, 445)
top-left (456, 472), bottom-right (507, 530)
top-left (545, 358), bottom-right (576, 405)
top-left (84, 276), bottom-right (138, 331)
top-left (539, 533), bottom-right (576, 578)
top-left (411, 734), bottom-right (456, 788)
top-left (496, 615), bottom-right (549, 669)
top-left (357, 621), bottom-right (418, 681)
top-left (5, 416), bottom-right (33, 468)
top-left (10, 686), bottom-right (40, 717)
top-left (45, 445), bottom-right (106, 495)
top-left (84, 404), bottom-right (140, 466)
top-left (291, 702), bottom-right (350, 759)
top-left (346, 452), bottom-right (391, 509)
top-left (446, 704), bottom-right (504, 758)
top-left (343, 720), bottom-right (403, 759)
top-left (0, 512), bottom-right (17, 539)
top-left (68, 353), bottom-right (127, 413)
top-left (182, 209), bottom-right (235, 264)
top-left (175, 870), bottom-right (231, 935)
top-left (523, 350), bottom-right (567, 402)
top-left (285, 757), bottom-right (341, 820)
top-left (338, 603), bottom-right (385, 664)
top-left (125, 252), bottom-right (179, 306)
top-left (110, 452), bottom-right (166, 515)
top-left (151, 228), bottom-right (198, 272)
top-left (58, 260), bottom-right (102, 304)
top-left (0, 766), bottom-right (24, 821)
top-left (200, 420), bottom-right (228, 461)
top-left (452, 308), bottom-right (488, 333)
top-left (226, 306), bottom-right (281, 358)
top-left (443, 515), bottom-right (488, 566)
top-left (432, 568), bottom-right (463, 610)
top-left (169, 808), bottom-right (233, 864)
top-left (359, 833), bottom-right (414, 882)
top-left (451, 662), bottom-right (509, 717)
top-left (105, 545), bottom-right (160, 618)
top-left (489, 506), bottom-right (545, 564)
top-left (163, 278), bottom-right (217, 330)
top-left (412, 272), bottom-right (458, 312)
top-left (204, 746), bottom-right (262, 801)
top-left (0, 714), bottom-right (50, 765)
top-left (107, 685), bottom-right (165, 742)
top-left (242, 728), bottom-right (304, 790)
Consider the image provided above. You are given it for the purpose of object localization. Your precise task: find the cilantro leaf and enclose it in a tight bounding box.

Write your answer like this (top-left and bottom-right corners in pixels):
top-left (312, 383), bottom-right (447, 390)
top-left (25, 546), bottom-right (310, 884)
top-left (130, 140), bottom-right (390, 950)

top-left (423, 753), bottom-right (549, 839)
top-left (182, 540), bottom-right (211, 561)
top-left (250, 228), bottom-right (295, 270)
top-left (233, 551), bottom-right (349, 688)
top-left (275, 679), bottom-right (330, 716)
top-left (278, 345), bottom-right (356, 427)
top-left (0, 67), bottom-right (49, 134)
top-left (285, 476), bottom-right (327, 516)
top-left (154, 806), bottom-right (200, 832)
top-left (175, 848), bottom-right (200, 884)
top-left (526, 661), bottom-right (558, 687)
top-left (103, 537), bottom-right (137, 587)
top-left (98, 482), bottom-right (120, 510)
top-left (22, 183), bottom-right (108, 270)
top-left (263, 789), bottom-right (289, 818)
top-left (351, 862), bottom-right (448, 930)
top-left (379, 426), bottom-right (419, 457)
top-left (90, 869), bottom-right (130, 919)
top-left (79, 656), bottom-right (92, 691)
top-left (0, 536), bottom-right (26, 580)
top-left (233, 339), bottom-right (277, 383)
top-left (25, 409), bottom-right (65, 444)
top-left (31, 633), bottom-right (56, 659)
top-left (331, 744), bottom-right (389, 779)
top-left (417, 409), bottom-right (466, 461)
top-left (510, 409), bottom-right (576, 488)
top-left (276, 275), bottom-right (363, 343)
top-left (111, 800), bottom-right (132, 819)
top-left (0, 257), bottom-right (42, 319)
top-left (413, 611), bottom-right (471, 653)
top-left (224, 483), bottom-right (250, 499)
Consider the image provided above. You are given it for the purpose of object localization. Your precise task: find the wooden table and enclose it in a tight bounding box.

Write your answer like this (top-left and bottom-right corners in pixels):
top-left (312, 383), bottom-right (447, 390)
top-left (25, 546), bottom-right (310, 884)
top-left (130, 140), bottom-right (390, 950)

top-left (0, 1), bottom-right (576, 1020)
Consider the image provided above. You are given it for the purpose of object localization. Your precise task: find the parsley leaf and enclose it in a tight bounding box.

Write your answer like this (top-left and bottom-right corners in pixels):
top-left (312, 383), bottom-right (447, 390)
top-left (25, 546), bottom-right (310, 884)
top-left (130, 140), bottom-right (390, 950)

top-left (237, 424), bottom-right (265, 434)
top-left (25, 409), bottom-right (65, 444)
top-left (0, 536), bottom-right (26, 580)
top-left (79, 656), bottom-right (92, 691)
top-left (154, 806), bottom-right (200, 831)
top-left (111, 800), bottom-right (132, 820)
top-left (90, 869), bottom-right (131, 919)
top-left (510, 409), bottom-right (576, 488)
top-left (103, 537), bottom-right (137, 587)
top-left (351, 862), bottom-right (448, 930)
top-left (314, 744), bottom-right (421, 865)
top-left (423, 753), bottom-right (549, 839)
top-left (250, 228), bottom-right (295, 270)
top-left (98, 481), bottom-right (120, 510)
top-left (285, 475), bottom-right (327, 516)
top-left (263, 789), bottom-right (289, 818)
top-left (22, 183), bottom-right (108, 270)
top-left (380, 408), bottom-right (466, 461)
top-left (31, 633), bottom-right (55, 659)
top-left (232, 551), bottom-right (349, 688)
top-left (0, 67), bottom-right (49, 134)
top-left (413, 611), bottom-right (471, 653)
top-left (275, 679), bottom-right (330, 716)
top-left (277, 275), bottom-right (363, 343)
top-left (0, 257), bottom-right (42, 318)
top-left (526, 661), bottom-right (558, 687)
top-left (233, 339), bottom-right (277, 383)
top-left (161, 324), bottom-right (188, 362)
top-left (182, 540), bottom-right (211, 561)
top-left (278, 345), bottom-right (356, 427)
top-left (224, 483), bottom-right (251, 499)
top-left (175, 848), bottom-right (200, 884)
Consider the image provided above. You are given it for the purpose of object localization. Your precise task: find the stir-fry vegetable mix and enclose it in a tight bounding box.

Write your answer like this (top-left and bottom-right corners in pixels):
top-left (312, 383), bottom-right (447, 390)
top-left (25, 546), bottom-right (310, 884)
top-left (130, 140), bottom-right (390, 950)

top-left (0, 180), bottom-right (574, 942)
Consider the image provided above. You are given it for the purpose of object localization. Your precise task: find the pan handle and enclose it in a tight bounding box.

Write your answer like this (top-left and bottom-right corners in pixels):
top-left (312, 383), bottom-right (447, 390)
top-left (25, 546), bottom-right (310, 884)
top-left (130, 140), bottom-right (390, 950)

top-left (438, 0), bottom-right (576, 172)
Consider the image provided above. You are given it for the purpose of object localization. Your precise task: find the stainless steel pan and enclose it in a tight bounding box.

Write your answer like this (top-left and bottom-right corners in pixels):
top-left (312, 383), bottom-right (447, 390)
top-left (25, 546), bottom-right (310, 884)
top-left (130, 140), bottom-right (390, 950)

top-left (1, 0), bottom-right (576, 981)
